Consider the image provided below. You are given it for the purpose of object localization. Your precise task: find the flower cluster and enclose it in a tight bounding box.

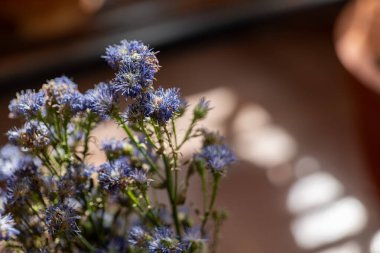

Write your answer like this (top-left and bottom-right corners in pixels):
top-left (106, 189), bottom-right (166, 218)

top-left (0, 40), bottom-right (235, 252)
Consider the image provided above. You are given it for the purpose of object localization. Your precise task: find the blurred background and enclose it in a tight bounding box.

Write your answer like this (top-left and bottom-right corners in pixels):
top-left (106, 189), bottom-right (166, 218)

top-left (3, 0), bottom-right (380, 252)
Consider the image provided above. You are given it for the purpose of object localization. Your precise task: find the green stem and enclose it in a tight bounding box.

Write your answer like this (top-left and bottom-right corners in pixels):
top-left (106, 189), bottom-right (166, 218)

top-left (140, 123), bottom-right (158, 150)
top-left (177, 117), bottom-right (197, 150)
top-left (127, 190), bottom-right (159, 226)
top-left (114, 115), bottom-right (163, 179)
top-left (201, 174), bottom-right (221, 236)
top-left (77, 234), bottom-right (96, 252)
top-left (82, 114), bottom-right (94, 159)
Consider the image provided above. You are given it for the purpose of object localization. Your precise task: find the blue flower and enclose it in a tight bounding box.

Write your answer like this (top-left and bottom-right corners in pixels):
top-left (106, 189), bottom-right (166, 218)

top-left (129, 169), bottom-right (153, 186)
top-left (105, 40), bottom-right (159, 98)
top-left (42, 76), bottom-right (78, 106)
top-left (142, 87), bottom-right (181, 124)
top-left (62, 91), bottom-right (87, 114)
top-left (45, 204), bottom-right (80, 238)
top-left (182, 228), bottom-right (206, 249)
top-left (7, 121), bottom-right (51, 150)
top-left (85, 82), bottom-right (118, 119)
top-left (98, 157), bottom-right (132, 192)
top-left (128, 226), bottom-right (149, 248)
top-left (0, 145), bottom-right (25, 180)
top-left (193, 97), bottom-right (211, 120)
top-left (103, 40), bottom-right (159, 70)
top-left (0, 214), bottom-right (19, 240)
top-left (101, 139), bottom-right (130, 158)
top-left (198, 144), bottom-right (235, 174)
top-left (148, 227), bottom-right (182, 253)
top-left (8, 90), bottom-right (45, 119)
top-left (7, 177), bottom-right (32, 204)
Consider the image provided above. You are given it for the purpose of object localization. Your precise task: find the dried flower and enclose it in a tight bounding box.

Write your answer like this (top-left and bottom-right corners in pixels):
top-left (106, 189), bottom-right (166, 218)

top-left (85, 82), bottom-right (118, 119)
top-left (9, 90), bottom-right (45, 119)
top-left (0, 214), bottom-right (19, 240)
top-left (198, 144), bottom-right (235, 174)
top-left (45, 204), bottom-right (80, 238)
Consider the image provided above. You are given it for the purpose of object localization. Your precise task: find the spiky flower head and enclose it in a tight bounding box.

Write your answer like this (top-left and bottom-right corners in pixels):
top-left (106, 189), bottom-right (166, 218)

top-left (142, 87), bottom-right (181, 124)
top-left (8, 89), bottom-right (45, 119)
top-left (41, 76), bottom-right (81, 113)
top-left (182, 228), bottom-right (206, 249)
top-left (148, 227), bottom-right (183, 253)
top-left (129, 169), bottom-right (153, 187)
top-left (98, 157), bottom-right (132, 192)
top-left (197, 144), bottom-right (235, 174)
top-left (85, 82), bottom-right (118, 119)
top-left (0, 214), bottom-right (19, 240)
top-left (101, 139), bottom-right (132, 159)
top-left (128, 226), bottom-right (150, 248)
top-left (105, 40), bottom-right (159, 98)
top-left (45, 204), bottom-right (80, 238)
top-left (193, 97), bottom-right (211, 120)
top-left (7, 120), bottom-right (51, 150)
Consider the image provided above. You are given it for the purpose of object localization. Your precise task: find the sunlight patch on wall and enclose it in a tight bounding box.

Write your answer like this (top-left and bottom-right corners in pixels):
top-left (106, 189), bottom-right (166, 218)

top-left (318, 241), bottom-right (361, 253)
top-left (287, 172), bottom-right (344, 214)
top-left (232, 104), bottom-right (297, 168)
top-left (370, 230), bottom-right (380, 253)
top-left (291, 197), bottom-right (367, 249)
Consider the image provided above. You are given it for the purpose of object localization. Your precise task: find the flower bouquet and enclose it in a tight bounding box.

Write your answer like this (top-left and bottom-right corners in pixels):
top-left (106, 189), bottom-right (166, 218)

top-left (0, 40), bottom-right (235, 252)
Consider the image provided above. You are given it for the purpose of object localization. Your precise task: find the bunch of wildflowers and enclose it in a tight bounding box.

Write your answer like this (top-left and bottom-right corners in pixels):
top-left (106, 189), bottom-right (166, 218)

top-left (0, 40), bottom-right (235, 252)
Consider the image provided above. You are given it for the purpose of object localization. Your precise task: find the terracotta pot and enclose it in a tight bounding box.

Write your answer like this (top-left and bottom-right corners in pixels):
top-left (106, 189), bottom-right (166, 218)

top-left (335, 1), bottom-right (380, 195)
top-left (0, 0), bottom-right (104, 41)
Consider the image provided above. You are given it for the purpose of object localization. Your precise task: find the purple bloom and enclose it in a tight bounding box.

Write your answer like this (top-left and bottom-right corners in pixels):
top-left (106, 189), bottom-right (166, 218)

top-left (128, 226), bottom-right (149, 247)
top-left (129, 169), bottom-right (153, 186)
top-left (193, 97), bottom-right (211, 120)
top-left (148, 227), bottom-right (182, 253)
top-left (85, 82), bottom-right (118, 119)
top-left (198, 144), bottom-right (235, 174)
top-left (101, 139), bottom-right (130, 158)
top-left (98, 157), bottom-right (132, 192)
top-left (104, 40), bottom-right (159, 98)
top-left (182, 228), bottom-right (206, 248)
top-left (0, 214), bottom-right (19, 240)
top-left (8, 90), bottom-right (45, 119)
top-left (7, 121), bottom-right (51, 150)
top-left (142, 87), bottom-right (181, 124)
top-left (42, 76), bottom-right (78, 107)
top-left (45, 204), bottom-right (80, 238)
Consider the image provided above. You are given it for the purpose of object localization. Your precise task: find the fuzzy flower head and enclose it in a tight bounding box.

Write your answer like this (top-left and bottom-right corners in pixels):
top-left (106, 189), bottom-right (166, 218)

top-left (85, 82), bottom-right (118, 119)
top-left (98, 158), bottom-right (132, 192)
top-left (105, 40), bottom-right (159, 98)
top-left (198, 144), bottom-right (235, 174)
top-left (7, 121), bottom-right (51, 150)
top-left (182, 228), bottom-right (206, 249)
top-left (128, 226), bottom-right (150, 248)
top-left (193, 97), bottom-right (211, 120)
top-left (142, 87), bottom-right (181, 124)
top-left (129, 169), bottom-right (153, 187)
top-left (0, 145), bottom-right (25, 180)
top-left (101, 139), bottom-right (132, 159)
top-left (0, 214), bottom-right (19, 240)
top-left (45, 204), bottom-right (80, 238)
top-left (7, 177), bottom-right (32, 204)
top-left (41, 76), bottom-right (83, 113)
top-left (149, 227), bottom-right (183, 253)
top-left (8, 89), bottom-right (45, 119)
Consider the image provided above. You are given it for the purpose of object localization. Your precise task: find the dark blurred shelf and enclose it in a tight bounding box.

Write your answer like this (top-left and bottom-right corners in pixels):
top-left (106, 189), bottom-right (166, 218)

top-left (0, 0), bottom-right (343, 86)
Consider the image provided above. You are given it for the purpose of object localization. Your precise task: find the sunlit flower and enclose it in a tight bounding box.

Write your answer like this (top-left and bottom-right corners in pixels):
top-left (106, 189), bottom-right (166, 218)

top-left (45, 204), bottom-right (80, 238)
top-left (198, 144), bottom-right (235, 174)
top-left (85, 82), bottom-right (118, 119)
top-left (8, 89), bottom-right (45, 119)
top-left (0, 214), bottom-right (19, 240)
